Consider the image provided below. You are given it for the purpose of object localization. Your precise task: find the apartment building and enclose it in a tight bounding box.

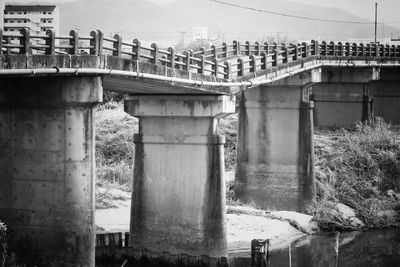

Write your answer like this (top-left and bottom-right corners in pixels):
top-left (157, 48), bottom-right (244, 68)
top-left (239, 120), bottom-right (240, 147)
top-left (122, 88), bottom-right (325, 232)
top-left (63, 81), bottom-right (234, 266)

top-left (3, 5), bottom-right (59, 36)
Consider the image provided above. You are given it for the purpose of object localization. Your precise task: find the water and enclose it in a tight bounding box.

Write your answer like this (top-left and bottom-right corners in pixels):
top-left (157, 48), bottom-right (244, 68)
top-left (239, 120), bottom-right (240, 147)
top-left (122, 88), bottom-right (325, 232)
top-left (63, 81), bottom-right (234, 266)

top-left (230, 229), bottom-right (400, 267)
top-left (96, 229), bottom-right (400, 266)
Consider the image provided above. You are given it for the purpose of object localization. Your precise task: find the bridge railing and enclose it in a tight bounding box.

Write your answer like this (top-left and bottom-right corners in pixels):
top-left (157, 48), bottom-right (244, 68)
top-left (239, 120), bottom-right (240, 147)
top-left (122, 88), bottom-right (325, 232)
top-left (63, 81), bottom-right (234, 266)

top-left (1, 29), bottom-right (400, 80)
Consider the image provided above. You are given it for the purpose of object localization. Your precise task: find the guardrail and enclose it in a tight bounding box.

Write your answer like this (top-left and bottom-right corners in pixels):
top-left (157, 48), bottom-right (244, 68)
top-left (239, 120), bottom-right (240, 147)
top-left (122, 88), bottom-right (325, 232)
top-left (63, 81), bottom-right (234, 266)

top-left (1, 29), bottom-right (400, 81)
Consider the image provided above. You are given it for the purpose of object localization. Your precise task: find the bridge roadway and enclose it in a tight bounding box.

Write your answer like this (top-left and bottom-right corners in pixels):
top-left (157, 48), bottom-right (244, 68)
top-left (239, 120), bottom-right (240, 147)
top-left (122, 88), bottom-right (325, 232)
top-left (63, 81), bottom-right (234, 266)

top-left (0, 29), bottom-right (400, 265)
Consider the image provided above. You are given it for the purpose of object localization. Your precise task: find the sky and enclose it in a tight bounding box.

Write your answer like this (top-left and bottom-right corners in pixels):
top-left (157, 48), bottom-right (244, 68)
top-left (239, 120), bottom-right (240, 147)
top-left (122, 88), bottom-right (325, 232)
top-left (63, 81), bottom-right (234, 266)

top-left (3, 0), bottom-right (400, 26)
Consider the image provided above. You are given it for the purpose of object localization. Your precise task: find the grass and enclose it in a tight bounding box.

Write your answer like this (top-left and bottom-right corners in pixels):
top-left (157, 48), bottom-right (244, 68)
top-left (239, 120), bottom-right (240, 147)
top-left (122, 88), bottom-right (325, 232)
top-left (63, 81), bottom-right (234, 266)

top-left (311, 118), bottom-right (400, 230)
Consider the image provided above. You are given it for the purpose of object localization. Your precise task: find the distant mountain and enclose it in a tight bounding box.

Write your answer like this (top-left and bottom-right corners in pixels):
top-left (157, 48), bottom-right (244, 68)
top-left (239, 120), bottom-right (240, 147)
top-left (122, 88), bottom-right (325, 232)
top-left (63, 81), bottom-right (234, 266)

top-left (57, 0), bottom-right (400, 46)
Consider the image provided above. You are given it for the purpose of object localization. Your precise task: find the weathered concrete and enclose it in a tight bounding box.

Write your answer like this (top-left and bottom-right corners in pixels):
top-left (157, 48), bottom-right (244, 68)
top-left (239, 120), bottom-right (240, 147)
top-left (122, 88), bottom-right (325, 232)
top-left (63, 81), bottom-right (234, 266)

top-left (124, 95), bottom-right (235, 258)
top-left (0, 76), bottom-right (102, 266)
top-left (367, 68), bottom-right (400, 125)
top-left (235, 69), bottom-right (319, 212)
top-left (312, 67), bottom-right (379, 127)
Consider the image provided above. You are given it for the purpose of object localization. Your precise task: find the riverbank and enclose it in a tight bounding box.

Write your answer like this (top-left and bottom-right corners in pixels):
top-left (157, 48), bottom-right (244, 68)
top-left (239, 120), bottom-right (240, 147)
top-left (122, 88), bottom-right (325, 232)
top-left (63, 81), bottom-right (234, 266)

top-left (95, 188), bottom-right (317, 256)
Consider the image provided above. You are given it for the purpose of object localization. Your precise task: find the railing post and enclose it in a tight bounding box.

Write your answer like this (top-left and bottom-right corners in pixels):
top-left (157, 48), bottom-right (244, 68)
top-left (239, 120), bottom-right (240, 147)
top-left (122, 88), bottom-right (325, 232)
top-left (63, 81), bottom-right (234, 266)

top-left (393, 45), bottom-right (397, 58)
top-left (261, 51), bottom-right (267, 70)
top-left (89, 30), bottom-right (99, 55)
top-left (292, 43), bottom-right (298, 61)
top-left (302, 42), bottom-right (307, 58)
top-left (168, 47), bottom-right (175, 69)
top-left (264, 42), bottom-right (269, 54)
top-left (385, 44), bottom-right (390, 57)
top-left (183, 49), bottom-right (192, 71)
top-left (359, 43), bottom-right (365, 57)
top-left (212, 58), bottom-right (219, 76)
top-left (69, 29), bottom-right (79, 55)
top-left (338, 42), bottom-right (343, 56)
top-left (20, 28), bottom-right (31, 54)
top-left (150, 43), bottom-right (159, 64)
top-left (222, 42), bottom-right (228, 58)
top-left (211, 44), bottom-right (217, 59)
top-left (366, 43), bottom-right (371, 57)
top-left (237, 58), bottom-right (244, 76)
top-left (45, 29), bottom-right (55, 55)
top-left (245, 41), bottom-right (250, 56)
top-left (345, 42), bottom-right (350, 56)
top-left (282, 44), bottom-right (288, 63)
top-left (255, 41), bottom-right (261, 56)
top-left (113, 34), bottom-right (122, 57)
top-left (321, 41), bottom-right (327, 56)
top-left (250, 54), bottom-right (256, 72)
top-left (329, 41), bottom-right (335, 56)
top-left (0, 30), bottom-right (3, 55)
top-left (312, 40), bottom-right (319, 56)
top-left (273, 48), bottom-right (278, 66)
top-left (200, 47), bottom-right (206, 57)
top-left (233, 40), bottom-right (240, 55)
top-left (97, 30), bottom-right (104, 55)
top-left (199, 54), bottom-right (206, 75)
top-left (133, 39), bottom-right (141, 61)
top-left (224, 61), bottom-right (231, 79)
top-left (351, 43), bottom-right (358, 57)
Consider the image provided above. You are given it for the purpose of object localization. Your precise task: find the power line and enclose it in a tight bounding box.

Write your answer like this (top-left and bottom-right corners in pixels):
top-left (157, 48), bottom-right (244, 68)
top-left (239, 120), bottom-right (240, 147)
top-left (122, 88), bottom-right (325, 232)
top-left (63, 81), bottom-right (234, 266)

top-left (209, 0), bottom-right (377, 25)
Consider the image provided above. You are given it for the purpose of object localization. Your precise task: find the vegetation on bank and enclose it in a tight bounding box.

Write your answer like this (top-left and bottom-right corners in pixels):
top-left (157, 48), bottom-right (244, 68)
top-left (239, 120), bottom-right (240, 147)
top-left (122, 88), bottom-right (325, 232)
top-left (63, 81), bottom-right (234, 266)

top-left (94, 102), bottom-right (400, 230)
top-left (311, 119), bottom-right (400, 230)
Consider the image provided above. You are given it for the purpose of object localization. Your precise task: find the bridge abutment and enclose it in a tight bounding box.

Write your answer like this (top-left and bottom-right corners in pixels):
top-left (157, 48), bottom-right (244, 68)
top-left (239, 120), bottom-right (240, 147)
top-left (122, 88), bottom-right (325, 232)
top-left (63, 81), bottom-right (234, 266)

top-left (235, 70), bottom-right (319, 212)
top-left (312, 67), bottom-right (379, 127)
top-left (0, 76), bottom-right (102, 266)
top-left (124, 95), bottom-right (235, 258)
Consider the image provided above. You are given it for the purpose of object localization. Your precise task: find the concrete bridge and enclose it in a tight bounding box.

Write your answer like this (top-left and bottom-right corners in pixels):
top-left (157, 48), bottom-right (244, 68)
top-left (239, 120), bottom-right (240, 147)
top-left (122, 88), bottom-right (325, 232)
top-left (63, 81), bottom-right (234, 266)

top-left (0, 29), bottom-right (399, 265)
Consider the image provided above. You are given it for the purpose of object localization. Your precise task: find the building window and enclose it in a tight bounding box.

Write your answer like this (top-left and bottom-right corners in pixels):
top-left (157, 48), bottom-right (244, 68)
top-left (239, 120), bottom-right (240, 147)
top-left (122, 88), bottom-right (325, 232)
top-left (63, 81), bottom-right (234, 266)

top-left (43, 12), bottom-right (46, 14)
top-left (48, 12), bottom-right (52, 15)
top-left (17, 12), bottom-right (22, 14)
top-left (10, 12), bottom-right (14, 14)
top-left (24, 12), bottom-right (27, 14)
top-left (17, 20), bottom-right (22, 23)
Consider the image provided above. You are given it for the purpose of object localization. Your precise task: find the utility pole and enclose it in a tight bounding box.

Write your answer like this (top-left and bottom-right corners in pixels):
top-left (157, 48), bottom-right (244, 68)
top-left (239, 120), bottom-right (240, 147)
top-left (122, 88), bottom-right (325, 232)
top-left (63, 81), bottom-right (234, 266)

top-left (374, 2), bottom-right (378, 43)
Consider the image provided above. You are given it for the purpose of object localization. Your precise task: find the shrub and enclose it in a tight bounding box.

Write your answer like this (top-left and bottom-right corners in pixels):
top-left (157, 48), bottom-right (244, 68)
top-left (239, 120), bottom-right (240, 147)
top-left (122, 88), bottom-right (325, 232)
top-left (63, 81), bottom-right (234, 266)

top-left (311, 118), bottom-right (400, 229)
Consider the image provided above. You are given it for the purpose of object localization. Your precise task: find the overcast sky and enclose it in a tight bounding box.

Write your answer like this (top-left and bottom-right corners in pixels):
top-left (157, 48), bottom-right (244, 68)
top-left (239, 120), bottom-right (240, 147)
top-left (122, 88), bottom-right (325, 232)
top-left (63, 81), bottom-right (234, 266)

top-left (4, 0), bottom-right (400, 25)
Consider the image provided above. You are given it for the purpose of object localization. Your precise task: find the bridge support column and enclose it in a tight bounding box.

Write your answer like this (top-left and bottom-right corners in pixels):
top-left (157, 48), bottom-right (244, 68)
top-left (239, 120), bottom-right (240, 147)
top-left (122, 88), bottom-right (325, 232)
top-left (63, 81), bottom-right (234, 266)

top-left (0, 76), bottom-right (102, 266)
top-left (312, 67), bottom-right (379, 127)
top-left (367, 68), bottom-right (400, 124)
top-left (235, 70), bottom-right (320, 212)
top-left (124, 95), bottom-right (235, 257)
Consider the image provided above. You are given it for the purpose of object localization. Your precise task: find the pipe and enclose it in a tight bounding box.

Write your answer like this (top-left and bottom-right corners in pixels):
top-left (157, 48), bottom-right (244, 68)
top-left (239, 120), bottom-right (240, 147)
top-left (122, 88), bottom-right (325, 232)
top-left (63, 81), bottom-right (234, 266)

top-left (0, 63), bottom-right (322, 88)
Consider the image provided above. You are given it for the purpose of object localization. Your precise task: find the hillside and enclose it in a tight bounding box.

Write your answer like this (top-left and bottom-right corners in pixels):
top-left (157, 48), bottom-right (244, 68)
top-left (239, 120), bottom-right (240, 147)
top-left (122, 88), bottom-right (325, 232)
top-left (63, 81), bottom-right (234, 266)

top-left (56, 0), bottom-right (400, 45)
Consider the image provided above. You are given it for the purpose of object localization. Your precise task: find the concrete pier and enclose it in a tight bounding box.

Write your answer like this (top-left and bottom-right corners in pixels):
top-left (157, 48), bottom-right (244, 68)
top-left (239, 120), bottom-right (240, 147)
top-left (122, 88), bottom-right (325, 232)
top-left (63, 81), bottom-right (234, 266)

top-left (124, 95), bottom-right (235, 258)
top-left (368, 68), bottom-right (400, 125)
top-left (0, 76), bottom-right (102, 266)
top-left (312, 68), bottom-right (379, 127)
top-left (235, 70), bottom-right (319, 212)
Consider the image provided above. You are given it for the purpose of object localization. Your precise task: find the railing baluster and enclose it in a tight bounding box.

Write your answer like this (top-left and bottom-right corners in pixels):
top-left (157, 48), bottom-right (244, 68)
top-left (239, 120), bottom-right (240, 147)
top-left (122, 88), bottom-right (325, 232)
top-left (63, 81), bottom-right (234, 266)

top-left (366, 43), bottom-right (371, 57)
top-left (261, 51), bottom-right (268, 69)
top-left (89, 30), bottom-right (99, 55)
top-left (150, 43), bottom-right (159, 64)
top-left (345, 42), bottom-right (350, 56)
top-left (359, 43), bottom-right (364, 57)
top-left (302, 42), bottom-right (307, 58)
top-left (183, 50), bottom-right (192, 71)
top-left (352, 43), bottom-right (358, 56)
top-left (273, 48), bottom-right (278, 66)
top-left (264, 42), bottom-right (269, 54)
top-left (45, 29), bottom-right (55, 55)
top-left (168, 47), bottom-right (175, 69)
top-left (250, 55), bottom-right (256, 72)
top-left (199, 54), bottom-right (206, 75)
top-left (321, 41), bottom-right (327, 56)
top-left (0, 30), bottom-right (3, 54)
top-left (292, 43), bottom-right (298, 61)
top-left (224, 61), bottom-right (231, 79)
top-left (97, 30), bottom-right (104, 55)
top-left (312, 40), bottom-right (319, 56)
top-left (255, 41), bottom-right (261, 56)
top-left (69, 30), bottom-right (79, 55)
top-left (237, 58), bottom-right (244, 76)
top-left (212, 58), bottom-right (218, 76)
top-left (329, 41), bottom-right (335, 56)
top-left (21, 28), bottom-right (31, 54)
top-left (113, 34), bottom-right (121, 57)
top-left (282, 44), bottom-right (288, 63)
top-left (211, 44), bottom-right (217, 59)
top-left (133, 39), bottom-right (141, 61)
top-left (222, 42), bottom-right (228, 58)
top-left (233, 40), bottom-right (240, 56)
top-left (245, 41), bottom-right (250, 56)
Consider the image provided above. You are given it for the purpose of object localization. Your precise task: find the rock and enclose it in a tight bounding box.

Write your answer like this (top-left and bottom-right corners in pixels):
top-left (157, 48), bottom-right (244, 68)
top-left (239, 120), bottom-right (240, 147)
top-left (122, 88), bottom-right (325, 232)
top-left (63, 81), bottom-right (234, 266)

top-left (335, 203), bottom-right (365, 228)
top-left (270, 211), bottom-right (319, 234)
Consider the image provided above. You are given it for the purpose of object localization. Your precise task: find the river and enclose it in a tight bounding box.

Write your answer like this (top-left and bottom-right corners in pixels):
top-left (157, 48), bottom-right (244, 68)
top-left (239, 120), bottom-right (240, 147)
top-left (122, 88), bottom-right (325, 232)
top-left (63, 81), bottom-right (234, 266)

top-left (230, 229), bottom-right (400, 267)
